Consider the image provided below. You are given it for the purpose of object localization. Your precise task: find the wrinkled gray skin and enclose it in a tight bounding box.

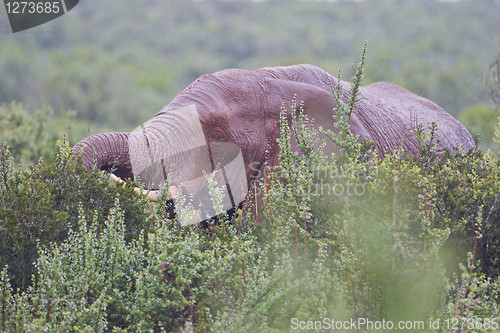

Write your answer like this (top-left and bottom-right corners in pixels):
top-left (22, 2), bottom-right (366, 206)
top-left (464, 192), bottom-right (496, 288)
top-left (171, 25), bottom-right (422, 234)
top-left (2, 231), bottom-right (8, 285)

top-left (72, 64), bottom-right (474, 196)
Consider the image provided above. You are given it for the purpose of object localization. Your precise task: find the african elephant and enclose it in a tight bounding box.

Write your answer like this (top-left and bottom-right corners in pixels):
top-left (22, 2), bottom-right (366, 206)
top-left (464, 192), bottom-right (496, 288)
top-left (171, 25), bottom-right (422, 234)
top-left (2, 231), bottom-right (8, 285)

top-left (72, 64), bottom-right (474, 224)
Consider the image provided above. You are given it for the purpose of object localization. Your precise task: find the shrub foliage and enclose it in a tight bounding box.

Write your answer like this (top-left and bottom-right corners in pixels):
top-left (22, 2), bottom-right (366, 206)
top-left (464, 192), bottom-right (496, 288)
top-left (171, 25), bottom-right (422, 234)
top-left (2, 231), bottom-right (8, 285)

top-left (0, 143), bottom-right (151, 292)
top-left (1, 49), bottom-right (499, 332)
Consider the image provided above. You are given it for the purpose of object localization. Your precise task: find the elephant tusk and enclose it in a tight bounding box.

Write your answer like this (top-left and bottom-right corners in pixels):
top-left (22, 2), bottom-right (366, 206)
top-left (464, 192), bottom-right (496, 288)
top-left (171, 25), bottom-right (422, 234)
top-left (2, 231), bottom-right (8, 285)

top-left (110, 173), bottom-right (127, 188)
top-left (134, 187), bottom-right (178, 201)
top-left (109, 173), bottom-right (121, 182)
top-left (109, 173), bottom-right (177, 201)
top-left (133, 187), bottom-right (160, 201)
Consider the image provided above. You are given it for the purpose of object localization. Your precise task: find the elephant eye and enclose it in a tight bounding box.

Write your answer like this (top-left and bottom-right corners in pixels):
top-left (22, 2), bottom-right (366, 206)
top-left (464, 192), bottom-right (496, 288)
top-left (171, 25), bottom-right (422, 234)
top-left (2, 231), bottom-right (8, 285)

top-left (210, 128), bottom-right (227, 141)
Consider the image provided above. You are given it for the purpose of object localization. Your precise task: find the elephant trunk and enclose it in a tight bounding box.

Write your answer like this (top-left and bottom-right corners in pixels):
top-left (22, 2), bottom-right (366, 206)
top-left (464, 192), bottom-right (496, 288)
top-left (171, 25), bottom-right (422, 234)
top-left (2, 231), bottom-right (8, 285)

top-left (71, 132), bottom-right (133, 180)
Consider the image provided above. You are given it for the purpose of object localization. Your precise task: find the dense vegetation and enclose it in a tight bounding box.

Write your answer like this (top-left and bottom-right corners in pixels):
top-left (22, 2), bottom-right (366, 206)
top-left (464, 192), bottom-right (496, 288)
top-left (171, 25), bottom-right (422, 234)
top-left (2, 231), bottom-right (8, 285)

top-left (0, 143), bottom-right (151, 291)
top-left (1, 0), bottom-right (500, 331)
top-left (1, 46), bottom-right (500, 331)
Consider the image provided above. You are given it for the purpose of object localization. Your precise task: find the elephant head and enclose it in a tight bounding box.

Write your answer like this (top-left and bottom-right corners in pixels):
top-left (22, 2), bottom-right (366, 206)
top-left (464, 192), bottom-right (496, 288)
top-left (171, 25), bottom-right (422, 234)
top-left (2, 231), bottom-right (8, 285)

top-left (72, 64), bottom-right (475, 224)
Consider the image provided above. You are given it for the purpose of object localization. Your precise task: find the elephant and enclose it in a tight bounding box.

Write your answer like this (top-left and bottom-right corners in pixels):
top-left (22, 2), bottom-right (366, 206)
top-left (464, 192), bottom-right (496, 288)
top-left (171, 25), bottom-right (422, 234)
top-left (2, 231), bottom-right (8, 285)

top-left (72, 64), bottom-right (474, 224)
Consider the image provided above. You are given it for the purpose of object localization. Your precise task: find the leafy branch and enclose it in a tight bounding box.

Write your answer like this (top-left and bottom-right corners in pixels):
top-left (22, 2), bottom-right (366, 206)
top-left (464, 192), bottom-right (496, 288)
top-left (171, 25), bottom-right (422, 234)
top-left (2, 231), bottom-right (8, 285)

top-left (321, 41), bottom-right (367, 158)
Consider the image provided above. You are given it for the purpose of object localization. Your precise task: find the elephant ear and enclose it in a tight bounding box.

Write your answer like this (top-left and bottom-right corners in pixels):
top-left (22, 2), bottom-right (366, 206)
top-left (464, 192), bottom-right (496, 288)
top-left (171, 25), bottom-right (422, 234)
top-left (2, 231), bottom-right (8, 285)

top-left (170, 142), bottom-right (247, 226)
top-left (176, 142), bottom-right (248, 225)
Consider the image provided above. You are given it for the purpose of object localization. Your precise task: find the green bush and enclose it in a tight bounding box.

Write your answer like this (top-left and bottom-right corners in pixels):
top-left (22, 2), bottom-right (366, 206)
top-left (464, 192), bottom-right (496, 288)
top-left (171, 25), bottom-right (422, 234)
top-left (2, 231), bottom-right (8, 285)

top-left (2, 140), bottom-right (498, 331)
top-left (459, 105), bottom-right (500, 153)
top-left (0, 102), bottom-right (91, 166)
top-left (0, 197), bottom-right (263, 332)
top-left (0, 143), bottom-right (151, 291)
